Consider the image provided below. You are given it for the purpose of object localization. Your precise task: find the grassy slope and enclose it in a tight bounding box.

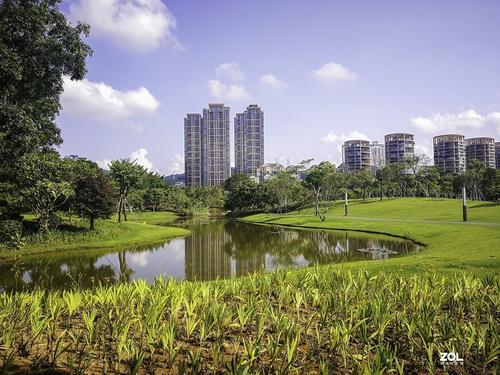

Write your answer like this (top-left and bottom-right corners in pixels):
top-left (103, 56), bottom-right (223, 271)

top-left (0, 212), bottom-right (189, 260)
top-left (243, 198), bottom-right (500, 276)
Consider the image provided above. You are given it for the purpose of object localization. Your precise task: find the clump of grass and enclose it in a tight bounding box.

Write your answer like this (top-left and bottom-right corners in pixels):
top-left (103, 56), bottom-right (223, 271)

top-left (0, 269), bottom-right (498, 374)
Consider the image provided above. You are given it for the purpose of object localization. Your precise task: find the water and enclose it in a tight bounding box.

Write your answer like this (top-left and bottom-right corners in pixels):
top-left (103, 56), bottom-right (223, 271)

top-left (0, 219), bottom-right (419, 292)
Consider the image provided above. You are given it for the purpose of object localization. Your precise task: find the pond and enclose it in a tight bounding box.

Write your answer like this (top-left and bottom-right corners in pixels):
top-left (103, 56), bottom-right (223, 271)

top-left (0, 219), bottom-right (420, 292)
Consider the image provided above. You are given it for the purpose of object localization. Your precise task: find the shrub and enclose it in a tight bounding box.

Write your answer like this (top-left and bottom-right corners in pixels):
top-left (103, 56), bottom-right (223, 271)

top-left (0, 219), bottom-right (24, 249)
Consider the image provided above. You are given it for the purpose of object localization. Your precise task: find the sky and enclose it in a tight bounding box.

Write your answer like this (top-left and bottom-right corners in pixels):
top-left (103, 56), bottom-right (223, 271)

top-left (57, 0), bottom-right (500, 174)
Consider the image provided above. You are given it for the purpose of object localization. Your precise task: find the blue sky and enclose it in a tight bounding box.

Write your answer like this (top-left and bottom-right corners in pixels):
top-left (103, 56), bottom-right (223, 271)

top-left (57, 0), bottom-right (500, 174)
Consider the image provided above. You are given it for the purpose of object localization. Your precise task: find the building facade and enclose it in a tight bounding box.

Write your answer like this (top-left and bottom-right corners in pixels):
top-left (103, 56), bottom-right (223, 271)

top-left (370, 141), bottom-right (385, 171)
top-left (433, 134), bottom-right (466, 174)
top-left (496, 142), bottom-right (500, 169)
top-left (343, 140), bottom-right (372, 172)
top-left (202, 104), bottom-right (231, 186)
top-left (465, 137), bottom-right (496, 169)
top-left (234, 105), bottom-right (264, 179)
top-left (184, 113), bottom-right (202, 186)
top-left (384, 133), bottom-right (415, 163)
top-left (257, 162), bottom-right (285, 183)
top-left (184, 104), bottom-right (231, 187)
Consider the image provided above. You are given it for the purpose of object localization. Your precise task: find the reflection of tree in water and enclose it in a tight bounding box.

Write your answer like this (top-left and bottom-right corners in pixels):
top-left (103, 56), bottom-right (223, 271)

top-left (0, 256), bottom-right (116, 292)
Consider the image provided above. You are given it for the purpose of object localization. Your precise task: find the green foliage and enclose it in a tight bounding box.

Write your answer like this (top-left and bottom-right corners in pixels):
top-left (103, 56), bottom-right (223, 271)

top-left (0, 0), bottom-right (92, 218)
top-left (0, 271), bottom-right (497, 373)
top-left (72, 164), bottom-right (114, 230)
top-left (18, 151), bottom-right (74, 232)
top-left (224, 175), bottom-right (265, 211)
top-left (0, 219), bottom-right (24, 249)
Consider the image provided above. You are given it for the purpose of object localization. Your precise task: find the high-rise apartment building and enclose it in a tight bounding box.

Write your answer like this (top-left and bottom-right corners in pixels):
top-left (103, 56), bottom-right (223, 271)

top-left (184, 114), bottom-right (202, 186)
top-left (234, 105), bottom-right (264, 179)
top-left (343, 140), bottom-right (371, 172)
top-left (370, 141), bottom-right (385, 170)
top-left (202, 104), bottom-right (231, 186)
top-left (433, 134), bottom-right (466, 174)
top-left (184, 104), bottom-right (230, 187)
top-left (496, 142), bottom-right (500, 169)
top-left (465, 137), bottom-right (496, 169)
top-left (384, 133), bottom-right (415, 163)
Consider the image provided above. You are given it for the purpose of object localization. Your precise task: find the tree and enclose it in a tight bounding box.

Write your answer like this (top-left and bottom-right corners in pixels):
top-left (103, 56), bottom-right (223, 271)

top-left (0, 0), bottom-right (92, 220)
top-left (73, 167), bottom-right (114, 230)
top-left (19, 152), bottom-right (74, 232)
top-left (265, 171), bottom-right (305, 214)
top-left (224, 175), bottom-right (264, 211)
top-left (303, 162), bottom-right (335, 219)
top-left (109, 159), bottom-right (146, 222)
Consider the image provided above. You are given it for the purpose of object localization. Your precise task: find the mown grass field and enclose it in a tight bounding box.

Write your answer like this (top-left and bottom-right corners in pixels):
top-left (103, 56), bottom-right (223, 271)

top-left (243, 198), bottom-right (500, 276)
top-left (0, 212), bottom-right (188, 260)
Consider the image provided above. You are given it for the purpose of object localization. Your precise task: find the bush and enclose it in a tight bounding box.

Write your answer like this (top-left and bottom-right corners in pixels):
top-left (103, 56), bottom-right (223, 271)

top-left (0, 219), bottom-right (24, 249)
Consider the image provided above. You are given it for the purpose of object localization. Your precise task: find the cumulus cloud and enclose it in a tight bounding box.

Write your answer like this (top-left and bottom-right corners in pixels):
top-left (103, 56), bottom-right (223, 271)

top-left (215, 63), bottom-right (245, 82)
top-left (259, 74), bottom-right (288, 89)
top-left (207, 80), bottom-right (251, 102)
top-left (312, 62), bottom-right (356, 82)
top-left (167, 153), bottom-right (184, 174)
top-left (68, 0), bottom-right (181, 52)
top-left (321, 131), bottom-right (370, 162)
top-left (411, 109), bottom-right (500, 135)
top-left (97, 148), bottom-right (156, 172)
top-left (208, 63), bottom-right (251, 102)
top-left (61, 76), bottom-right (160, 129)
top-left (130, 148), bottom-right (155, 171)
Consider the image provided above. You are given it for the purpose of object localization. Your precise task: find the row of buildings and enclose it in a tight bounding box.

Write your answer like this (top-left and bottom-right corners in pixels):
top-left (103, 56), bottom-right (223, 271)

top-left (184, 103), bottom-right (264, 186)
top-left (342, 133), bottom-right (500, 174)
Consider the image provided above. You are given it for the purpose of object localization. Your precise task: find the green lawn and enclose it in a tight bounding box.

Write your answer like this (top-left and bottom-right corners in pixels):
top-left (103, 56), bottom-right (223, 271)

top-left (0, 212), bottom-right (189, 260)
top-left (243, 198), bottom-right (500, 276)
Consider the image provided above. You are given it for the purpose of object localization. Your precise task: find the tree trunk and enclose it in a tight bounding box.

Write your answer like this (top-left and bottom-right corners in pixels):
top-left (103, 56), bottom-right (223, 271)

top-left (89, 214), bottom-right (95, 230)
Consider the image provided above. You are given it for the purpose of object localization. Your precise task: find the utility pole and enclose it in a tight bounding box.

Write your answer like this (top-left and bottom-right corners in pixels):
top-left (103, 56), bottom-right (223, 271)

top-left (344, 191), bottom-right (348, 216)
top-left (462, 186), bottom-right (468, 222)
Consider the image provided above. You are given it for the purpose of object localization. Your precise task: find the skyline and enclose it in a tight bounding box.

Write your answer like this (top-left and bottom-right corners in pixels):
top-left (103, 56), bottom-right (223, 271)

top-left (55, 0), bottom-right (500, 174)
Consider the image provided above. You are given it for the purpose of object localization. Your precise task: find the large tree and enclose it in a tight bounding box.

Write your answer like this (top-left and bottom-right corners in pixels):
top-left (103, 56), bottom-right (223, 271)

top-left (303, 162), bottom-right (336, 219)
top-left (0, 0), bottom-right (92, 220)
top-left (109, 159), bottom-right (146, 222)
top-left (71, 162), bottom-right (114, 230)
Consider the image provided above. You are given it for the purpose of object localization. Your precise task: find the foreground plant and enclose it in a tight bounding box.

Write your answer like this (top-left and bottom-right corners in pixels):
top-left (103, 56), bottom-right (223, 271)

top-left (0, 269), bottom-right (498, 374)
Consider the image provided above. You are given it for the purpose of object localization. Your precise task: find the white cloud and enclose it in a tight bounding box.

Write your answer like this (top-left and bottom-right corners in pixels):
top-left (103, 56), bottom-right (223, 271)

top-left (321, 130), bottom-right (369, 144)
top-left (321, 131), bottom-right (370, 163)
top-left (411, 109), bottom-right (500, 135)
top-left (215, 63), bottom-right (245, 82)
top-left (415, 143), bottom-right (432, 157)
top-left (97, 148), bottom-right (156, 172)
top-left (61, 76), bottom-right (160, 129)
top-left (130, 148), bottom-right (155, 171)
top-left (208, 63), bottom-right (251, 102)
top-left (97, 159), bottom-right (112, 170)
top-left (68, 0), bottom-right (181, 53)
top-left (167, 153), bottom-right (184, 174)
top-left (208, 80), bottom-right (251, 102)
top-left (259, 74), bottom-right (288, 89)
top-left (312, 62), bottom-right (357, 82)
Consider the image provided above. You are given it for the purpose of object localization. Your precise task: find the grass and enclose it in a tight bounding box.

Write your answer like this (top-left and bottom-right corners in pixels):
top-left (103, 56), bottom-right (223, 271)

top-left (0, 270), bottom-right (497, 374)
top-left (242, 198), bottom-right (500, 276)
top-left (0, 212), bottom-right (189, 261)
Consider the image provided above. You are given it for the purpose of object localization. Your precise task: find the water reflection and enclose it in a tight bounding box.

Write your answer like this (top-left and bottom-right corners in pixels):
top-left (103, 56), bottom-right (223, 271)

top-left (0, 219), bottom-right (419, 292)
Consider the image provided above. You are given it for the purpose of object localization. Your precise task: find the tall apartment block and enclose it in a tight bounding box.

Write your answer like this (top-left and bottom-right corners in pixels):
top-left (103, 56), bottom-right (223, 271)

top-left (465, 137), bottom-right (496, 168)
top-left (202, 104), bottom-right (231, 186)
top-left (184, 104), bottom-right (230, 187)
top-left (370, 141), bottom-right (385, 170)
top-left (384, 133), bottom-right (415, 163)
top-left (433, 134), bottom-right (466, 174)
top-left (496, 142), bottom-right (500, 169)
top-left (234, 105), bottom-right (264, 179)
top-left (184, 114), bottom-right (202, 186)
top-left (342, 140), bottom-right (372, 172)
